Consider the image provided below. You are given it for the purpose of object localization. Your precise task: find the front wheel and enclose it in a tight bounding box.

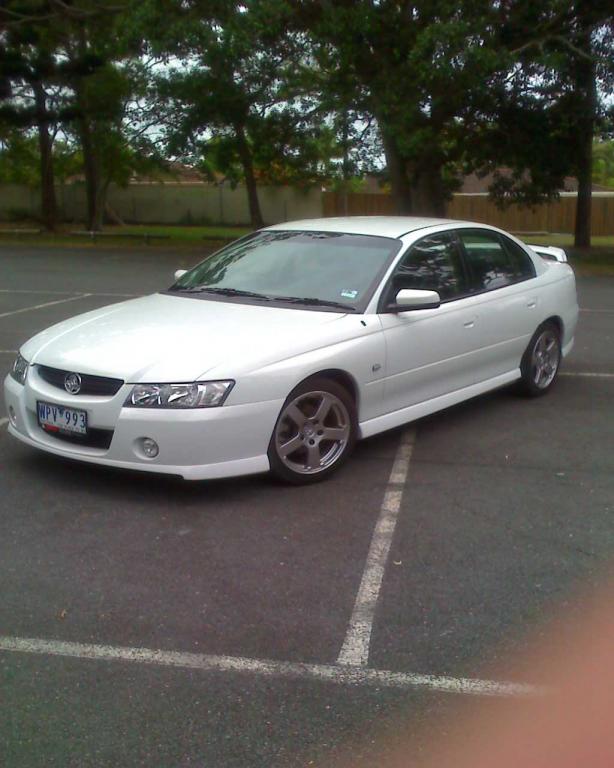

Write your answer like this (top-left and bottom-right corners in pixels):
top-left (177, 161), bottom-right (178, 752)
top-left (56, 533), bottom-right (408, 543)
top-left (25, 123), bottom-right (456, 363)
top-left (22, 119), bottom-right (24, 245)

top-left (519, 322), bottom-right (562, 396)
top-left (268, 377), bottom-right (357, 484)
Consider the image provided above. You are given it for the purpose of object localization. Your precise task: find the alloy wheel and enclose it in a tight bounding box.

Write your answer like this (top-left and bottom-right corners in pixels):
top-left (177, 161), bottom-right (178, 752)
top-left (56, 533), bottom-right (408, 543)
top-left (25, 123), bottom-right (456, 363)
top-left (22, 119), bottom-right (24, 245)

top-left (531, 329), bottom-right (560, 389)
top-left (274, 390), bottom-right (351, 475)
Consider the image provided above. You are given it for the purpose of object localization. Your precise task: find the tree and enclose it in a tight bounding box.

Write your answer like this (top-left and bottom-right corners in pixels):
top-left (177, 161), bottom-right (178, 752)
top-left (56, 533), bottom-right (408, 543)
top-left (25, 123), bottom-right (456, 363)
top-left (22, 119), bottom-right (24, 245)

top-left (295, 0), bottom-right (513, 216)
top-left (297, 0), bottom-right (614, 238)
top-left (57, 2), bottom-right (153, 230)
top-left (0, 0), bottom-right (139, 230)
top-left (0, 5), bottom-right (66, 229)
top-left (567, 4), bottom-right (614, 246)
top-left (0, 130), bottom-right (81, 185)
top-left (463, 1), bottom-right (614, 247)
top-left (149, 0), bottom-right (323, 227)
top-left (593, 140), bottom-right (614, 188)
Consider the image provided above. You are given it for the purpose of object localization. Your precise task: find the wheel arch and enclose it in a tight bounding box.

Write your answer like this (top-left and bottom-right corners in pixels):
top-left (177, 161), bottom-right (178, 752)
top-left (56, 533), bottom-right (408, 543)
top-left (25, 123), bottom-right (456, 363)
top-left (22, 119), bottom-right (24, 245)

top-left (297, 368), bottom-right (360, 410)
top-left (542, 315), bottom-right (564, 338)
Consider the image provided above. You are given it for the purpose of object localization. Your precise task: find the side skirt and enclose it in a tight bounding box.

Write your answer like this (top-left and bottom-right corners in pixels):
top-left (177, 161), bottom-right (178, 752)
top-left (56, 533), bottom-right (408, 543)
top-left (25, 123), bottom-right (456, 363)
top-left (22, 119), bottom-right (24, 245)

top-left (358, 370), bottom-right (521, 440)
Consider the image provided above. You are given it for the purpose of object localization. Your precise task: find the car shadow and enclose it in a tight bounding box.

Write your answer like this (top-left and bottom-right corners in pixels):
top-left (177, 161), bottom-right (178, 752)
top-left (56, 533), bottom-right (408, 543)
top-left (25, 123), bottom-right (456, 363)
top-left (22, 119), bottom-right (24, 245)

top-left (11, 427), bottom-right (401, 507)
top-left (9, 383), bottom-right (555, 503)
top-left (12, 447), bottom-right (263, 504)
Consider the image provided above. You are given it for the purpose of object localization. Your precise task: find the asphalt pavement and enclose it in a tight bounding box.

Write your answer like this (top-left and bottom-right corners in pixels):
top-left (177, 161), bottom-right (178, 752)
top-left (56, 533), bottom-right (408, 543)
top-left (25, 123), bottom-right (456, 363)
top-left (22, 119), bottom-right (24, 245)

top-left (0, 244), bottom-right (613, 767)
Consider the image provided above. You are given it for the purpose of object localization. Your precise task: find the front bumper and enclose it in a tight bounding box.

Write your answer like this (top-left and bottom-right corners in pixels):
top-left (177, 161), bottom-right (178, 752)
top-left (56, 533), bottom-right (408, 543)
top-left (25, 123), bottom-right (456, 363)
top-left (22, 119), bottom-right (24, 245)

top-left (4, 369), bottom-right (281, 480)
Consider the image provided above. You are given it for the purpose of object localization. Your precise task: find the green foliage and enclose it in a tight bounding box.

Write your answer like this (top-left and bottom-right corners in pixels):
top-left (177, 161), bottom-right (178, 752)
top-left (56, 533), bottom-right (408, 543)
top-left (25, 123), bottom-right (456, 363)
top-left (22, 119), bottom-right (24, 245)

top-left (145, 0), bottom-right (326, 223)
top-left (0, 131), bottom-right (40, 185)
top-left (1, 0), bottom-right (613, 231)
top-left (0, 131), bottom-right (82, 185)
top-left (465, 0), bottom-right (613, 215)
top-left (297, 0), bottom-right (518, 210)
top-left (593, 140), bottom-right (614, 188)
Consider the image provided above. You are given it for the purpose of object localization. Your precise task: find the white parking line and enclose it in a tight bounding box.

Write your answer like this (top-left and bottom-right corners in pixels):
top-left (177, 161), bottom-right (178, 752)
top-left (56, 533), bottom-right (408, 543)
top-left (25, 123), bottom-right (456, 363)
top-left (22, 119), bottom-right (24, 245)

top-left (0, 289), bottom-right (136, 297)
top-left (89, 292), bottom-right (138, 298)
top-left (0, 350), bottom-right (17, 354)
top-left (0, 289), bottom-right (78, 296)
top-left (580, 308), bottom-right (614, 314)
top-left (0, 635), bottom-right (538, 698)
top-left (0, 417), bottom-right (8, 427)
top-left (560, 372), bottom-right (614, 379)
top-left (337, 428), bottom-right (415, 667)
top-left (0, 294), bottom-right (92, 320)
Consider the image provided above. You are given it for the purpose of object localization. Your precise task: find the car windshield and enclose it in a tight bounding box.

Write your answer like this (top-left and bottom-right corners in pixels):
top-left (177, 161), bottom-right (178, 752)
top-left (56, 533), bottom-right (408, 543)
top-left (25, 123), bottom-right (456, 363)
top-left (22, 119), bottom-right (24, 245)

top-left (169, 230), bottom-right (401, 311)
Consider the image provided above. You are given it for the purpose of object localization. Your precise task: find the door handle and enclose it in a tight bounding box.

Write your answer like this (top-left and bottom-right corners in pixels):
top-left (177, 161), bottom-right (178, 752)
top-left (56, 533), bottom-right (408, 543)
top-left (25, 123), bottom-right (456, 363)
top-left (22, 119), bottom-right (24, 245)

top-left (463, 319), bottom-right (475, 328)
top-left (526, 299), bottom-right (537, 309)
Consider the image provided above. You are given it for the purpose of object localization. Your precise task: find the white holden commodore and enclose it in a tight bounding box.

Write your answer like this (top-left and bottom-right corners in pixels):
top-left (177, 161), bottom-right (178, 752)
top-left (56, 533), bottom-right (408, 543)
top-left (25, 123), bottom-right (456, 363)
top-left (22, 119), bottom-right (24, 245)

top-left (4, 217), bottom-right (578, 484)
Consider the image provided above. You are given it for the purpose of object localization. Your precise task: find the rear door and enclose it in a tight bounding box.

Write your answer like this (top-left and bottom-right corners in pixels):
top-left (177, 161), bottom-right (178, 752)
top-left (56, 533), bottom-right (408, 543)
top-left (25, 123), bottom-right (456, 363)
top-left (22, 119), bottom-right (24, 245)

top-left (455, 228), bottom-right (539, 378)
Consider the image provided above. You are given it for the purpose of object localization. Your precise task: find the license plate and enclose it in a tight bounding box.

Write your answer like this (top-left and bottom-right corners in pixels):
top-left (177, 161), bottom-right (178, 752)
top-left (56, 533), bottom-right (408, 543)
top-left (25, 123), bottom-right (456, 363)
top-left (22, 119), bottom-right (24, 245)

top-left (37, 401), bottom-right (88, 436)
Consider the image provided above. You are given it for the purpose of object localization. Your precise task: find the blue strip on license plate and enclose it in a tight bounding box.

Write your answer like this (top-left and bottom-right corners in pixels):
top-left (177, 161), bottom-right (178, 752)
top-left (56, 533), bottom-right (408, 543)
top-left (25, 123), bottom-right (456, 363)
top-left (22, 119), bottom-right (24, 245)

top-left (37, 401), bottom-right (88, 435)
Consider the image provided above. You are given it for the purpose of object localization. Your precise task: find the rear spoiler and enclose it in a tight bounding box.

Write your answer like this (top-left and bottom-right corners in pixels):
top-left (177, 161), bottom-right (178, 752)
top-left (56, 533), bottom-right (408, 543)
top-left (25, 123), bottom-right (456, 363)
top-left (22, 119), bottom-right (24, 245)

top-left (528, 244), bottom-right (568, 263)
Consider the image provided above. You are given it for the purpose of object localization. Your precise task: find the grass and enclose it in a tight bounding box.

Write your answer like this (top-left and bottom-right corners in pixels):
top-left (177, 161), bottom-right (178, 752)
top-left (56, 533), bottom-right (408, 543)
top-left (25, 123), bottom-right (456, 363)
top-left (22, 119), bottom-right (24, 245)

top-left (517, 234), bottom-right (614, 276)
top-left (519, 234), bottom-right (614, 247)
top-left (114, 224), bottom-right (253, 241)
top-left (0, 222), bottom-right (612, 275)
top-left (0, 223), bottom-right (252, 249)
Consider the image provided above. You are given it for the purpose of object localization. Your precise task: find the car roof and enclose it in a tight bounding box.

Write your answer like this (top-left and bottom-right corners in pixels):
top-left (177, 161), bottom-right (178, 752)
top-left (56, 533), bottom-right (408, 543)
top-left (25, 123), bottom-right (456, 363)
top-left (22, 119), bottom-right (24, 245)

top-left (264, 216), bottom-right (462, 239)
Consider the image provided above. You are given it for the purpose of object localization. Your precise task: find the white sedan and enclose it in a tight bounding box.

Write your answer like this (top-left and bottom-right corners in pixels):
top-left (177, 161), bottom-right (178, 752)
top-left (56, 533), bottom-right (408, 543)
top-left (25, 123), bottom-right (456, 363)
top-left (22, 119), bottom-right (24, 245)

top-left (4, 217), bottom-right (578, 484)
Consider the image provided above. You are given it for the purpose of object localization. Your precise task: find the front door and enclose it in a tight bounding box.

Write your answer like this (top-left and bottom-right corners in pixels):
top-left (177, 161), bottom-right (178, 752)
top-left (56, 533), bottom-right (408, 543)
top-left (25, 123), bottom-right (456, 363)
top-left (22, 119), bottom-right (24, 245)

top-left (378, 231), bottom-right (485, 415)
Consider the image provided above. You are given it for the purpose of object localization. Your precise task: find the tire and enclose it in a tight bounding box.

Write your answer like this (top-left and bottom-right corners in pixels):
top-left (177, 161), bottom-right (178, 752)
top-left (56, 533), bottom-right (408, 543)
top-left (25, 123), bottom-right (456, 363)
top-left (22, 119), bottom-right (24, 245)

top-left (268, 376), bottom-right (357, 484)
top-left (518, 321), bottom-right (562, 397)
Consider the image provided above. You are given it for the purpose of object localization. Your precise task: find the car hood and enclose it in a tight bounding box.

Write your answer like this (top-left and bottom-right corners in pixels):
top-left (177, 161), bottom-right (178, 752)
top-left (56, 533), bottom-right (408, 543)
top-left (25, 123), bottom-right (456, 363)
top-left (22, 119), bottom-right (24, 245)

top-left (21, 292), bottom-right (349, 382)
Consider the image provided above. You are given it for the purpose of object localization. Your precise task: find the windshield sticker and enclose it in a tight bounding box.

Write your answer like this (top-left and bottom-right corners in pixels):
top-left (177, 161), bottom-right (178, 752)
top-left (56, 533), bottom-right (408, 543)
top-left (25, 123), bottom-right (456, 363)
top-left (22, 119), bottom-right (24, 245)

top-left (340, 289), bottom-right (359, 299)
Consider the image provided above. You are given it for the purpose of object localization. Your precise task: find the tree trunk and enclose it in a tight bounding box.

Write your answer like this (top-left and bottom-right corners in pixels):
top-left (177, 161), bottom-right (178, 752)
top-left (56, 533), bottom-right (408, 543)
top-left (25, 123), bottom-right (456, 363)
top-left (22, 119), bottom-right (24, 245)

top-left (573, 32), bottom-right (596, 248)
top-left (78, 116), bottom-right (100, 230)
top-left (74, 26), bottom-right (101, 231)
top-left (341, 108), bottom-right (350, 215)
top-left (410, 164), bottom-right (447, 217)
top-left (105, 201), bottom-right (125, 226)
top-left (234, 124), bottom-right (263, 228)
top-left (32, 81), bottom-right (57, 231)
top-left (575, 141), bottom-right (592, 249)
top-left (380, 128), bottom-right (413, 214)
top-left (94, 178), bottom-right (114, 230)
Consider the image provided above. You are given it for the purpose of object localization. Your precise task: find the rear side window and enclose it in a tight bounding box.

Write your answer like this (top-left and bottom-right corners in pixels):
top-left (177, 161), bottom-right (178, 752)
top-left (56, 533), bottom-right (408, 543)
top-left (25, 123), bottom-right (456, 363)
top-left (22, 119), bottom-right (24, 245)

top-left (500, 235), bottom-right (536, 280)
top-left (458, 230), bottom-right (534, 292)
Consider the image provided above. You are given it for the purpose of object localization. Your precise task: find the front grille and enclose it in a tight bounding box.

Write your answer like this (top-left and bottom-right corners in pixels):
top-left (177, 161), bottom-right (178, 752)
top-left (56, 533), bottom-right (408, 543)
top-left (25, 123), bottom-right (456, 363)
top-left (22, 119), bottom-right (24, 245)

top-left (37, 365), bottom-right (124, 396)
top-left (40, 425), bottom-right (114, 450)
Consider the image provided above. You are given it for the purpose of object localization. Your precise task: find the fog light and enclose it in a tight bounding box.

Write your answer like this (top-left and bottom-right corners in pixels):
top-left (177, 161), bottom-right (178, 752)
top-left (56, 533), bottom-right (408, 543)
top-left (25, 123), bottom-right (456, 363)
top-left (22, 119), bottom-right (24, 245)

top-left (8, 406), bottom-right (17, 427)
top-left (142, 438), bottom-right (159, 458)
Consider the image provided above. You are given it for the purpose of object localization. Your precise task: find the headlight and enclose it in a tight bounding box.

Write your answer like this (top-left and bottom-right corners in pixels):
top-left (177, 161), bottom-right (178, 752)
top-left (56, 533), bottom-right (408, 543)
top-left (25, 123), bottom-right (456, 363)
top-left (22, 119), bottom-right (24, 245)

top-left (10, 353), bottom-right (29, 385)
top-left (124, 381), bottom-right (234, 408)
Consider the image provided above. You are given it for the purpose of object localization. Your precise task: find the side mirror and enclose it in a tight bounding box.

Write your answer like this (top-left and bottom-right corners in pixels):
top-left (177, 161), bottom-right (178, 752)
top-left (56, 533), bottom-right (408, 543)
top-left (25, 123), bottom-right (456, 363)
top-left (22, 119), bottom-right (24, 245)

top-left (391, 288), bottom-right (441, 311)
top-left (174, 269), bottom-right (188, 282)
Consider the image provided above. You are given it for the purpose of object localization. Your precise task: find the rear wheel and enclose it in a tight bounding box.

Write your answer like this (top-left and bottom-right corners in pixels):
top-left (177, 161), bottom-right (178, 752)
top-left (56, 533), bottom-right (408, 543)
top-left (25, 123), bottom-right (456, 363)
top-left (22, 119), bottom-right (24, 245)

top-left (519, 321), bottom-right (562, 396)
top-left (268, 377), bottom-right (357, 484)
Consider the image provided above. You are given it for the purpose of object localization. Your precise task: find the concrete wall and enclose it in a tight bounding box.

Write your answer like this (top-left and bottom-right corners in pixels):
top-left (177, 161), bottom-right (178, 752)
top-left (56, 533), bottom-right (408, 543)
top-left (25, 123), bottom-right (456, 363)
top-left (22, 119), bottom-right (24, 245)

top-left (0, 182), bottom-right (324, 226)
top-left (4, 181), bottom-right (614, 235)
top-left (0, 185), bottom-right (40, 221)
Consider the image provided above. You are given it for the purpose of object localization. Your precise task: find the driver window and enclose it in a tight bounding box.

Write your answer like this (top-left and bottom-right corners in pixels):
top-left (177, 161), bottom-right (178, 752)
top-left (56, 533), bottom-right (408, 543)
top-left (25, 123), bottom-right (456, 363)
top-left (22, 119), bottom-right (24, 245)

top-left (391, 232), bottom-right (468, 301)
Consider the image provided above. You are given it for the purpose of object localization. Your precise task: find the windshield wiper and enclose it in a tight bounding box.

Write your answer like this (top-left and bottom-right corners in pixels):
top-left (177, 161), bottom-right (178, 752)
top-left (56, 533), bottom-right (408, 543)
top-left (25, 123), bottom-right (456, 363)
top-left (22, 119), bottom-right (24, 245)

top-left (274, 296), bottom-right (355, 311)
top-left (178, 286), bottom-right (273, 301)
top-left (170, 286), bottom-right (354, 310)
